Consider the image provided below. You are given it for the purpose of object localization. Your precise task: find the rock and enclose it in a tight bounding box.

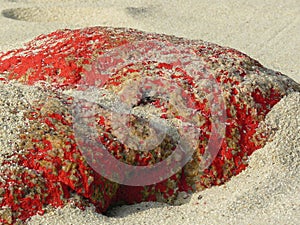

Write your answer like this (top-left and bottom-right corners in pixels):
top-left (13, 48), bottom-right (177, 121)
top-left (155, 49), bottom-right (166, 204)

top-left (0, 26), bottom-right (299, 224)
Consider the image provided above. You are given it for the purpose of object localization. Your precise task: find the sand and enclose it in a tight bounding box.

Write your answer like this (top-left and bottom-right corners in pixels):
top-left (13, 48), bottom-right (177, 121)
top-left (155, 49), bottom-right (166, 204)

top-left (0, 0), bottom-right (299, 224)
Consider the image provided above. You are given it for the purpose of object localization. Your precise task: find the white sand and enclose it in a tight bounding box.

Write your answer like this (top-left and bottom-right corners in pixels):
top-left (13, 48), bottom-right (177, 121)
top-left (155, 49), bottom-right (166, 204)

top-left (0, 0), bottom-right (299, 224)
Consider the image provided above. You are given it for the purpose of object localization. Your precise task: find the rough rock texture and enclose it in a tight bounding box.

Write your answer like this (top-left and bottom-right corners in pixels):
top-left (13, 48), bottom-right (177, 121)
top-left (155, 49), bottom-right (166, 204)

top-left (0, 26), bottom-right (299, 224)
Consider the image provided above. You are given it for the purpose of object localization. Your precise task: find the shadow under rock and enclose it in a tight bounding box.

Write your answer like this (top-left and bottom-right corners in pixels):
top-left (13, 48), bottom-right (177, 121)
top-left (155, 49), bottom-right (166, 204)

top-left (105, 201), bottom-right (169, 218)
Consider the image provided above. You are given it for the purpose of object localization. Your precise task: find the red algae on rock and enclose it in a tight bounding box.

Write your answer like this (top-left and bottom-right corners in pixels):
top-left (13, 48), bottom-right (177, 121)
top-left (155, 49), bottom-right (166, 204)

top-left (0, 26), bottom-right (299, 224)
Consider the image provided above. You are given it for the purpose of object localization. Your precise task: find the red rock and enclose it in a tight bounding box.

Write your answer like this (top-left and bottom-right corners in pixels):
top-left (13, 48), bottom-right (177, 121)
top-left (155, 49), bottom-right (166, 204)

top-left (0, 27), bottom-right (299, 224)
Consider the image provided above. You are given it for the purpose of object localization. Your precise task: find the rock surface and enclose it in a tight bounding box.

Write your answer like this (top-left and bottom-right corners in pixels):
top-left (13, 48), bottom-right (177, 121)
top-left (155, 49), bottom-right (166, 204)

top-left (0, 26), bottom-right (299, 224)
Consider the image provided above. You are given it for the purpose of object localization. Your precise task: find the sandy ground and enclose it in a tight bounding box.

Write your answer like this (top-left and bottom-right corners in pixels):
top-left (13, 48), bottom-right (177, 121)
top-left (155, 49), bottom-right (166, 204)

top-left (0, 0), bottom-right (299, 224)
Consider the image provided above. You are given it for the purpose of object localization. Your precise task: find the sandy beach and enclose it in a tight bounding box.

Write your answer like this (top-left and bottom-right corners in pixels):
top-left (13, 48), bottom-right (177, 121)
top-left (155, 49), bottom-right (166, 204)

top-left (0, 0), bottom-right (299, 224)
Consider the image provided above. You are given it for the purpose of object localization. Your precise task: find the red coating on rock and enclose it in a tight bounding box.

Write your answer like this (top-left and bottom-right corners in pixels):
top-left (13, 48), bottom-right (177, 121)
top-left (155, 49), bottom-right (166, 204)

top-left (0, 26), bottom-right (299, 224)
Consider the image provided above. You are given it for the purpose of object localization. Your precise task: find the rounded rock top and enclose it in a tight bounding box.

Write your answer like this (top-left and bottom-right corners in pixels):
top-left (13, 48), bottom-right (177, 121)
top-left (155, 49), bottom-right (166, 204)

top-left (0, 26), bottom-right (299, 224)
